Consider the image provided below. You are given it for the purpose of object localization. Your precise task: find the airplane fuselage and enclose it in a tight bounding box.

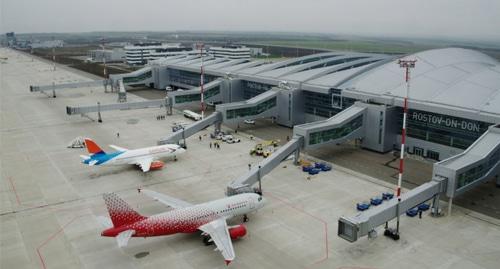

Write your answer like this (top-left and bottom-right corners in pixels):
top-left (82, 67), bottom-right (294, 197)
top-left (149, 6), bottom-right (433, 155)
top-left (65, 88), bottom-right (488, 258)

top-left (102, 193), bottom-right (264, 237)
top-left (84, 144), bottom-right (184, 166)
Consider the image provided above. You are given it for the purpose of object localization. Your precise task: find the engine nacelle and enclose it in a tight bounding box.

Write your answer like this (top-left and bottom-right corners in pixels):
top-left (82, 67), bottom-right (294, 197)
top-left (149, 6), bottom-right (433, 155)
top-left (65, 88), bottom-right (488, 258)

top-left (228, 224), bottom-right (247, 240)
top-left (150, 160), bottom-right (165, 170)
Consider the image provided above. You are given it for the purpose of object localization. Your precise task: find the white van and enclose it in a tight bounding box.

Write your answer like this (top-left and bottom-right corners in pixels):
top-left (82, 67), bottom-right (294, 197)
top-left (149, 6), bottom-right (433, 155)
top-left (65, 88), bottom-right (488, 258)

top-left (183, 110), bottom-right (202, 121)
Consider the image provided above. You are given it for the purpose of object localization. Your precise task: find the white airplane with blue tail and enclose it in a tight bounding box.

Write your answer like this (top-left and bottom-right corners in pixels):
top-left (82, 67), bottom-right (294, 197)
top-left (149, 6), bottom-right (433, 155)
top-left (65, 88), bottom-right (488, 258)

top-left (80, 138), bottom-right (185, 172)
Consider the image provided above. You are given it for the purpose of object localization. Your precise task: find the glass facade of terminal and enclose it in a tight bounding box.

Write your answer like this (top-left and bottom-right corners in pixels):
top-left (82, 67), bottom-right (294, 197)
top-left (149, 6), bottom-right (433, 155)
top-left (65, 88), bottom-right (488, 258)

top-left (241, 80), bottom-right (274, 99)
top-left (226, 97), bottom-right (277, 119)
top-left (309, 115), bottom-right (363, 145)
top-left (456, 147), bottom-right (500, 190)
top-left (123, 71), bottom-right (152, 84)
top-left (304, 89), bottom-right (356, 118)
top-left (399, 109), bottom-right (493, 150)
top-left (174, 86), bottom-right (220, 104)
top-left (169, 69), bottom-right (218, 87)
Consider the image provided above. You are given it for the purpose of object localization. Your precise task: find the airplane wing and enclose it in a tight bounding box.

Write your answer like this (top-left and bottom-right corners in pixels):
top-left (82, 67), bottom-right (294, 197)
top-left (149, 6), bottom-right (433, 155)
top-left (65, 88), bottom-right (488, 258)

top-left (139, 189), bottom-right (192, 209)
top-left (109, 145), bottom-right (128, 152)
top-left (199, 218), bottom-right (235, 265)
top-left (135, 157), bottom-right (153, 172)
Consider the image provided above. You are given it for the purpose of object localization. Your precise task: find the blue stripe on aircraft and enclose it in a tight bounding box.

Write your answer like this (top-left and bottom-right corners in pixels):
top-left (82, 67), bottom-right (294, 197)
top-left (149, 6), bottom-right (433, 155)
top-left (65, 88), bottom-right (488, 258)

top-left (83, 151), bottom-right (125, 165)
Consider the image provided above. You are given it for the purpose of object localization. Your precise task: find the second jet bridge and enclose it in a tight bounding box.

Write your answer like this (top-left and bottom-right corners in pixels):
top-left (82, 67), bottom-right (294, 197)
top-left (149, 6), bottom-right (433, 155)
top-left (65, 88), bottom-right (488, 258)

top-left (227, 136), bottom-right (303, 195)
top-left (226, 104), bottom-right (369, 196)
top-left (167, 79), bottom-right (224, 107)
top-left (294, 105), bottom-right (367, 150)
top-left (216, 89), bottom-right (279, 125)
top-left (433, 124), bottom-right (500, 200)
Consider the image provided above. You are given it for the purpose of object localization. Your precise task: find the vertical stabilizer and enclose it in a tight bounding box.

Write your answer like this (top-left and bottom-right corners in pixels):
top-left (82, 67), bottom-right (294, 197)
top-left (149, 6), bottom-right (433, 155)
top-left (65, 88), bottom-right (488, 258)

top-left (84, 138), bottom-right (106, 155)
top-left (103, 193), bottom-right (146, 227)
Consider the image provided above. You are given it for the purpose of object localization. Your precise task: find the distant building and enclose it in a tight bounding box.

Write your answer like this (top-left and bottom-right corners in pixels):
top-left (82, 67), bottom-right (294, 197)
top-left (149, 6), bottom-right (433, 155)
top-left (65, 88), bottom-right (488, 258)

top-left (30, 40), bottom-right (64, 49)
top-left (5, 32), bottom-right (16, 47)
top-left (124, 42), bottom-right (196, 65)
top-left (87, 49), bottom-right (125, 63)
top-left (208, 45), bottom-right (251, 59)
top-left (248, 47), bottom-right (263, 56)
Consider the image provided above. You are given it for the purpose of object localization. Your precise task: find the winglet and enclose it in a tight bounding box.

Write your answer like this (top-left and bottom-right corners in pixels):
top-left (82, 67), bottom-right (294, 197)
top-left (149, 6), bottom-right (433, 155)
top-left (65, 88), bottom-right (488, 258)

top-left (225, 260), bottom-right (232, 266)
top-left (84, 138), bottom-right (105, 155)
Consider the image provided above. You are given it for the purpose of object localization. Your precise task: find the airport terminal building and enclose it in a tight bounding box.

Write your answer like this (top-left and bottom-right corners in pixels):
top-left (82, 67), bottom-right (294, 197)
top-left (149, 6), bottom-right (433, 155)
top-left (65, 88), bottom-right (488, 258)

top-left (111, 48), bottom-right (500, 163)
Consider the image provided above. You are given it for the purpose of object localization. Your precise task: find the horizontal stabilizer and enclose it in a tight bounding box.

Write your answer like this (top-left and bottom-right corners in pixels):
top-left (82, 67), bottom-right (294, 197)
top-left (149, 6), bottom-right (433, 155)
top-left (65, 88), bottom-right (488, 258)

top-left (116, 229), bottom-right (135, 248)
top-left (96, 216), bottom-right (113, 229)
top-left (80, 155), bottom-right (90, 161)
top-left (109, 145), bottom-right (128, 152)
top-left (88, 160), bottom-right (98, 166)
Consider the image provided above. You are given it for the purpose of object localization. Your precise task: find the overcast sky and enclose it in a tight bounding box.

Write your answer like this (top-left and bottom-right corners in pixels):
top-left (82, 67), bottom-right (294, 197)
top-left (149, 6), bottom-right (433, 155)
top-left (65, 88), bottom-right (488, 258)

top-left (1, 0), bottom-right (500, 42)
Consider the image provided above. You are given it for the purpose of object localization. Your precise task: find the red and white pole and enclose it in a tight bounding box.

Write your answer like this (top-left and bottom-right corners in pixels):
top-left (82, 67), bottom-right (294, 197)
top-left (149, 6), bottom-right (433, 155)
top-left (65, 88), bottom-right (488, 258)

top-left (395, 59), bottom-right (416, 235)
top-left (199, 43), bottom-right (205, 119)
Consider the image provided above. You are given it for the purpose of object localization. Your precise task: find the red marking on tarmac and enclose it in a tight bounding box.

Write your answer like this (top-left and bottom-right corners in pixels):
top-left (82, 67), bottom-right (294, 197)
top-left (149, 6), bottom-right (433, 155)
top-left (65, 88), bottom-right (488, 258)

top-left (8, 177), bottom-right (21, 205)
top-left (265, 192), bottom-right (329, 267)
top-left (36, 214), bottom-right (87, 269)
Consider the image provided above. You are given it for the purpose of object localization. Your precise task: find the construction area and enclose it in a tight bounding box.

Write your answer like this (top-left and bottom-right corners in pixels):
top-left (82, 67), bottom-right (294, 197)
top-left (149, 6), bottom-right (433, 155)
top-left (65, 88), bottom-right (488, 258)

top-left (2, 47), bottom-right (500, 269)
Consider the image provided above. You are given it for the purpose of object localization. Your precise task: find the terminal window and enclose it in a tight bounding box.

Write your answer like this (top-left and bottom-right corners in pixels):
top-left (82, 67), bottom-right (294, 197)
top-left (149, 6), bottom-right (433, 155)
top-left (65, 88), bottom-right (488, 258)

top-left (304, 90), bottom-right (355, 118)
top-left (400, 109), bottom-right (492, 150)
top-left (169, 69), bottom-right (218, 87)
top-left (242, 80), bottom-right (273, 100)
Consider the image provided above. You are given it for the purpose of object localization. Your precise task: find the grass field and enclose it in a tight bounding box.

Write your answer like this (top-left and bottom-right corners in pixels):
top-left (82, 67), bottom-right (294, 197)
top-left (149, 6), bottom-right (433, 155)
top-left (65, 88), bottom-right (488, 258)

top-left (251, 39), bottom-right (440, 54)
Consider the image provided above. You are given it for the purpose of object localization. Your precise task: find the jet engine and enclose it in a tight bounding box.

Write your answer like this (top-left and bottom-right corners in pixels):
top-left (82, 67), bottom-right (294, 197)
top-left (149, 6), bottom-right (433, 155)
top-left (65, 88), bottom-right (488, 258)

top-left (150, 161), bottom-right (165, 170)
top-left (228, 224), bottom-right (247, 240)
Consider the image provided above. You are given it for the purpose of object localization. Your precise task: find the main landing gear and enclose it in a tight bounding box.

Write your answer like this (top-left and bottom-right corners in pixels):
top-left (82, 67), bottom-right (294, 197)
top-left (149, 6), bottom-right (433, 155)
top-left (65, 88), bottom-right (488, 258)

top-left (202, 234), bottom-right (214, 246)
top-left (243, 214), bottom-right (249, 223)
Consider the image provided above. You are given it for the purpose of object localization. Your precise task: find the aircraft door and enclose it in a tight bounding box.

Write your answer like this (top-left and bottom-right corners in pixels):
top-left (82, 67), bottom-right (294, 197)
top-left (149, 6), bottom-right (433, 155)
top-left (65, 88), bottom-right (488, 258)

top-left (249, 198), bottom-right (255, 210)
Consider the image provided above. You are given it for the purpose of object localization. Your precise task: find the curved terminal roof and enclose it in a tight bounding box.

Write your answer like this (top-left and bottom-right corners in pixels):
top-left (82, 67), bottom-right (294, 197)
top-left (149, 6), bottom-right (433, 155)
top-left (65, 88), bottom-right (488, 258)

top-left (158, 47), bottom-right (500, 122)
top-left (339, 48), bottom-right (500, 121)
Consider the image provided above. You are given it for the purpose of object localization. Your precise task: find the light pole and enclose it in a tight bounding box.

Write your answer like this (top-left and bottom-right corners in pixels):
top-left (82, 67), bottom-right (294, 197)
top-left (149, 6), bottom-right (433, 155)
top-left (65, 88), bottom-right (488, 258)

top-left (393, 59), bottom-right (417, 239)
top-left (198, 43), bottom-right (205, 119)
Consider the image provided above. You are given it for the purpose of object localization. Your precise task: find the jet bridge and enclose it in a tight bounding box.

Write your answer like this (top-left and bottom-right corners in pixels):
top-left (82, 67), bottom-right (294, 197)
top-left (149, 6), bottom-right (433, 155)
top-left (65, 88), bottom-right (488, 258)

top-left (294, 105), bottom-right (367, 150)
top-left (30, 79), bottom-right (110, 97)
top-left (109, 66), bottom-right (153, 87)
top-left (168, 79), bottom-right (224, 107)
top-left (432, 124), bottom-right (500, 211)
top-left (157, 112), bottom-right (223, 145)
top-left (337, 124), bottom-right (500, 243)
top-left (226, 105), bottom-right (370, 195)
top-left (338, 178), bottom-right (447, 242)
top-left (226, 136), bottom-right (303, 195)
top-left (66, 98), bottom-right (170, 122)
top-left (215, 89), bottom-right (279, 125)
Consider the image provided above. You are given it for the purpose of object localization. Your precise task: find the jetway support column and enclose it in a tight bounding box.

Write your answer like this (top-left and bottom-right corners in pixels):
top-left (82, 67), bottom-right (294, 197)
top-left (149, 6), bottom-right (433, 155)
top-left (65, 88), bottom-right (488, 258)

top-left (294, 146), bottom-right (300, 165)
top-left (431, 193), bottom-right (442, 217)
top-left (447, 198), bottom-right (453, 217)
top-left (214, 120), bottom-right (222, 135)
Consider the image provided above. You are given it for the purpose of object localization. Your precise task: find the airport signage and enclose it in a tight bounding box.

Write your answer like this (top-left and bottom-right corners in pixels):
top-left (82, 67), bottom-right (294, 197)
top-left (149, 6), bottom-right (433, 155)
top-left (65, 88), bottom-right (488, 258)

top-left (410, 111), bottom-right (482, 133)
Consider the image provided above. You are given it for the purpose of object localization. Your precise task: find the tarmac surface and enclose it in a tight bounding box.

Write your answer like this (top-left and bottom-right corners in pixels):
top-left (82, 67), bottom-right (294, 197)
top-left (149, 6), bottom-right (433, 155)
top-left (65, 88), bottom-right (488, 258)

top-left (1, 48), bottom-right (500, 269)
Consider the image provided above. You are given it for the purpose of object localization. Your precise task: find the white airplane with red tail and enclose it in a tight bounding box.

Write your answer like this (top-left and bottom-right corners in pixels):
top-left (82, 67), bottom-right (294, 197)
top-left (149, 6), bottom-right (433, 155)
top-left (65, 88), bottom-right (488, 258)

top-left (99, 189), bottom-right (265, 265)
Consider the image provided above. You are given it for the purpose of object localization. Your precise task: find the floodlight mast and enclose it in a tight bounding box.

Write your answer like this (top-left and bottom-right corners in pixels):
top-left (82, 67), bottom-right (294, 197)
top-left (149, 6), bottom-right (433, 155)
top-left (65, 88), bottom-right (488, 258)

top-left (394, 58), bottom-right (417, 237)
top-left (101, 38), bottom-right (107, 79)
top-left (198, 43), bottom-right (205, 119)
